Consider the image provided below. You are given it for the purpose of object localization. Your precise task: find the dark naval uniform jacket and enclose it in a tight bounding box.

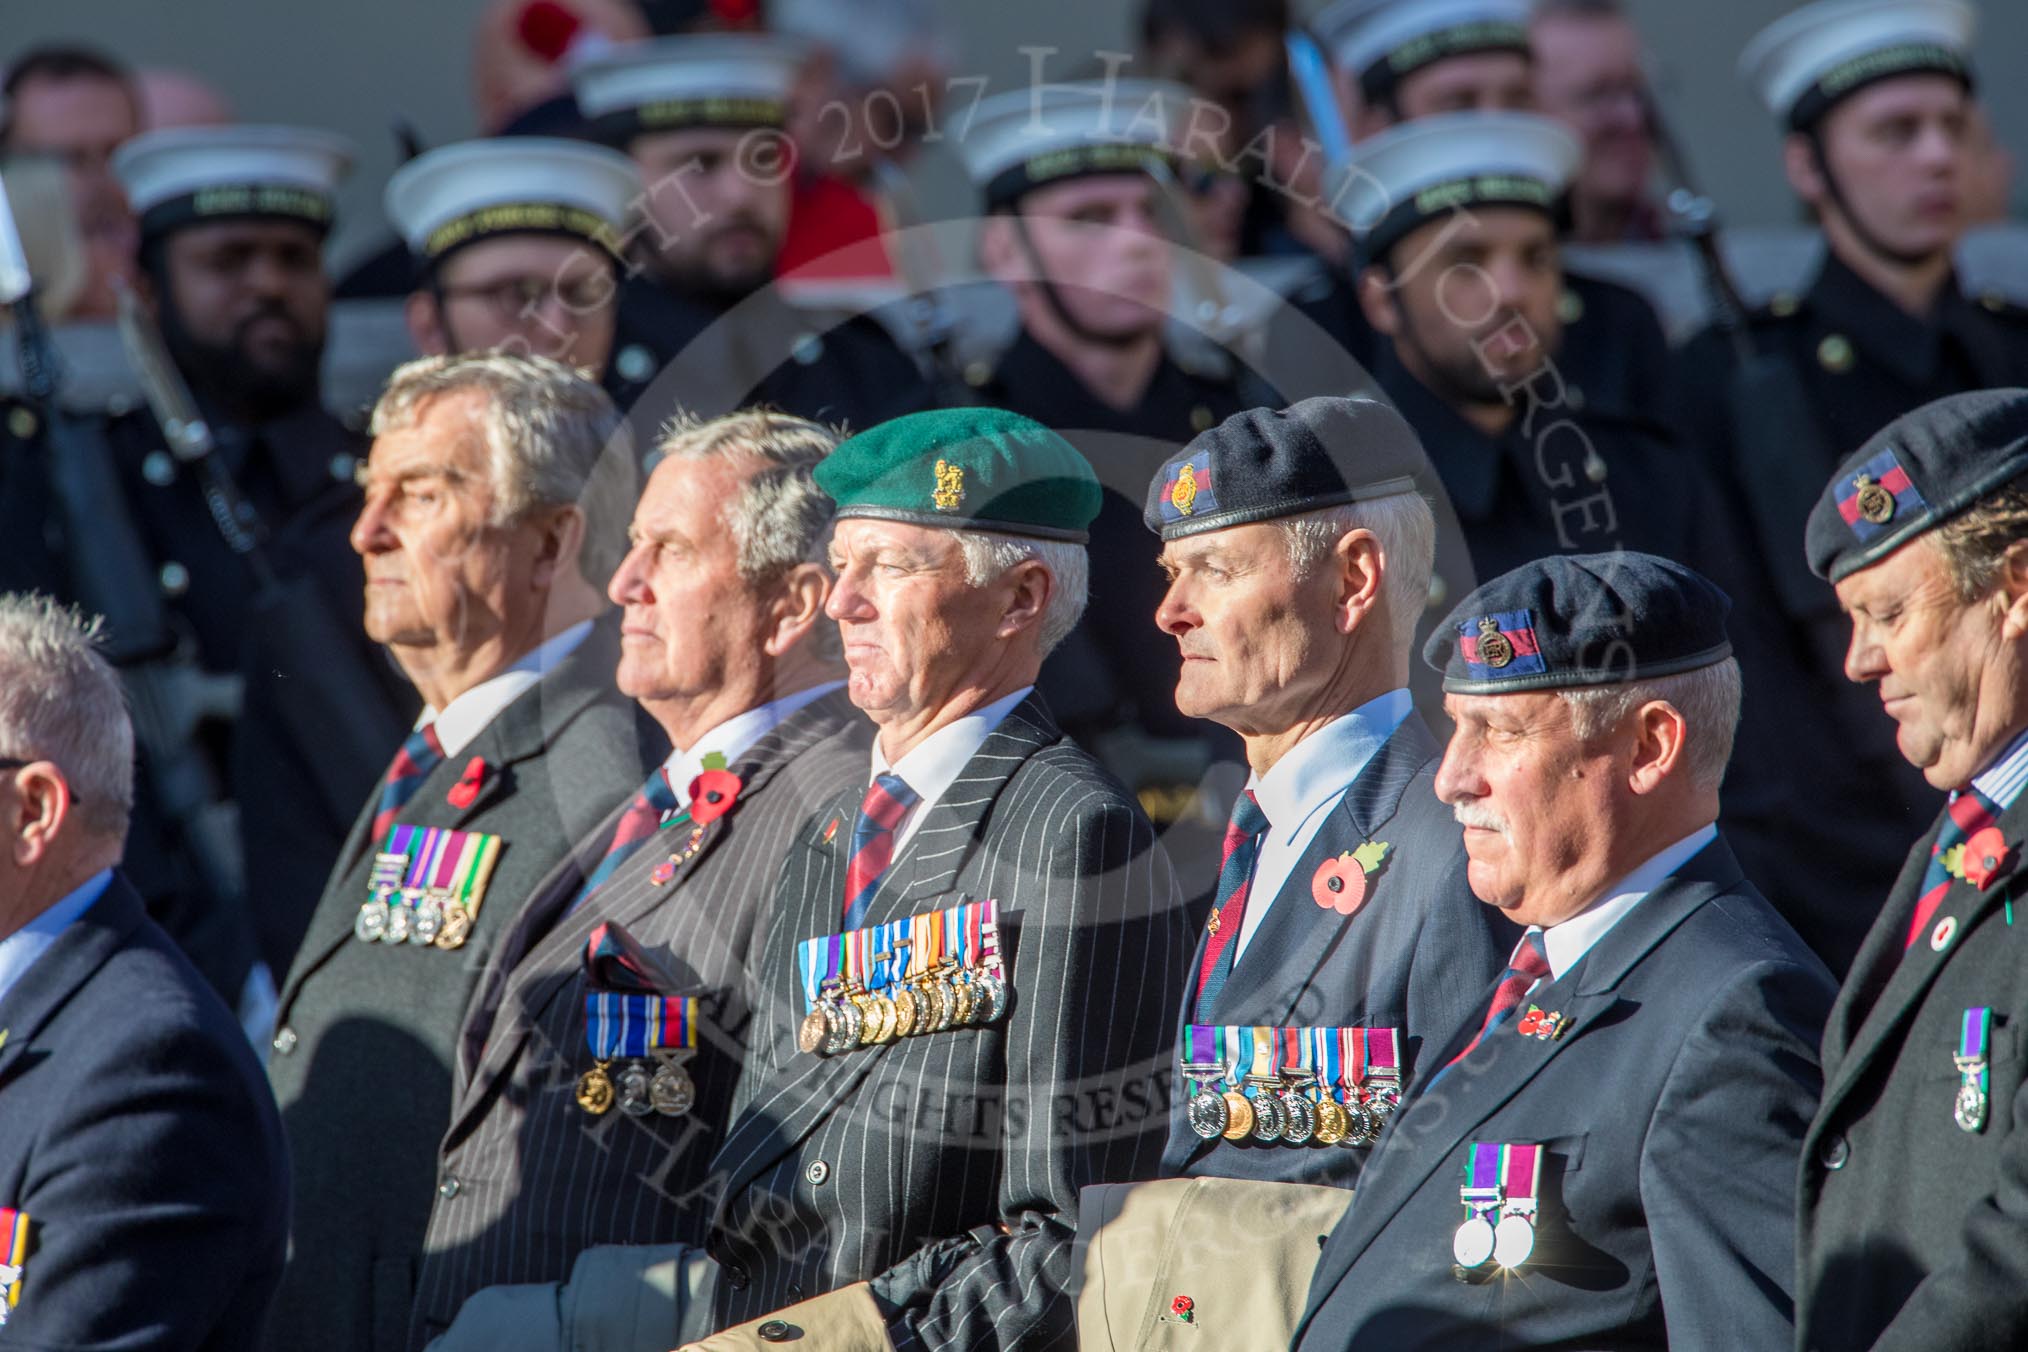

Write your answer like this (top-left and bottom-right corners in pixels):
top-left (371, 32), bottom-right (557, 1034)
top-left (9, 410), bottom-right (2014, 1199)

top-left (265, 618), bottom-right (658, 1352)
top-left (699, 696), bottom-right (1191, 1350)
top-left (409, 692), bottom-right (868, 1348)
top-left (0, 873), bottom-right (289, 1352)
top-left (1162, 713), bottom-right (1511, 1188)
top-left (1293, 837), bottom-right (1833, 1351)
top-left (1797, 777), bottom-right (2028, 1351)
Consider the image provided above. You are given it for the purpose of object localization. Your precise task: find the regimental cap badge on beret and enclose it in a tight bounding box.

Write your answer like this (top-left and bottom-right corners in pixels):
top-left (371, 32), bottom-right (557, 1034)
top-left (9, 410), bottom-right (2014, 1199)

top-left (1156, 452), bottom-right (1217, 522)
top-left (1807, 389), bottom-right (2028, 583)
top-left (1460, 611), bottom-right (1546, 680)
top-left (932, 458), bottom-right (965, 512)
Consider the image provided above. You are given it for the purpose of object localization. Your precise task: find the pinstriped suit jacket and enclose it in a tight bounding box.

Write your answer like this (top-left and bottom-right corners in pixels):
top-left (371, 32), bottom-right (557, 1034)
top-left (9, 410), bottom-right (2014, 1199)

top-left (406, 692), bottom-right (869, 1348)
top-left (699, 695), bottom-right (1191, 1352)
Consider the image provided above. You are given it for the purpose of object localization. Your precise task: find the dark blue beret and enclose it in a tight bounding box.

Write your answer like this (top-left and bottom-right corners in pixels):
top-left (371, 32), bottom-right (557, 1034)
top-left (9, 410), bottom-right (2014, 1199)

top-left (1423, 551), bottom-right (1733, 694)
top-left (1143, 396), bottom-right (1429, 541)
top-left (1805, 389), bottom-right (2028, 585)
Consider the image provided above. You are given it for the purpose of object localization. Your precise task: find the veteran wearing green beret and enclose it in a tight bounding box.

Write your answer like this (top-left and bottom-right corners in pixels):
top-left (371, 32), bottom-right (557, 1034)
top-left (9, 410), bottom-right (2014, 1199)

top-left (670, 408), bottom-right (1191, 1352)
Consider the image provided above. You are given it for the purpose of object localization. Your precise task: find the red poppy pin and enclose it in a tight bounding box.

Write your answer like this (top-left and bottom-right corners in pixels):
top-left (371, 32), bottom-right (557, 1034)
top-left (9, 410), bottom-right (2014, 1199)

top-left (1170, 1295), bottom-right (1195, 1323)
top-left (1312, 841), bottom-right (1393, 916)
top-left (686, 752), bottom-right (743, 826)
top-left (446, 756), bottom-right (489, 809)
top-left (1962, 827), bottom-right (2017, 891)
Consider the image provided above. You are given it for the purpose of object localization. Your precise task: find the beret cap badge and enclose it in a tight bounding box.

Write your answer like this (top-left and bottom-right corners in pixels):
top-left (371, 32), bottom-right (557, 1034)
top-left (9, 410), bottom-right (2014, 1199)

top-left (1171, 463), bottom-right (1201, 516)
top-left (1474, 616), bottom-right (1515, 669)
top-left (1853, 473), bottom-right (1895, 526)
top-left (931, 459), bottom-right (965, 513)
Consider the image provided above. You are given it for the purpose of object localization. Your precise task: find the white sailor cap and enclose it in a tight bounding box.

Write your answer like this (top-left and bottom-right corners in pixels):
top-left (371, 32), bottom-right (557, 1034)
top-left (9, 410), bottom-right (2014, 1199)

top-left (570, 33), bottom-right (808, 143)
top-left (386, 138), bottom-right (638, 267)
top-left (957, 79), bottom-right (1190, 210)
top-left (1742, 0), bottom-right (1976, 130)
top-left (1313, 0), bottom-right (1532, 104)
top-left (112, 124), bottom-right (355, 241)
top-left (1338, 111), bottom-right (1580, 263)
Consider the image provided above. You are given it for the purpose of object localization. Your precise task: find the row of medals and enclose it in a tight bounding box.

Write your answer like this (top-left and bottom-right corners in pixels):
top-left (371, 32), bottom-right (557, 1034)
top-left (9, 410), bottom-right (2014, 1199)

top-left (576, 1050), bottom-right (696, 1118)
top-left (355, 883), bottom-right (474, 950)
top-left (798, 961), bottom-right (1008, 1056)
top-left (1183, 1064), bottom-right (1402, 1147)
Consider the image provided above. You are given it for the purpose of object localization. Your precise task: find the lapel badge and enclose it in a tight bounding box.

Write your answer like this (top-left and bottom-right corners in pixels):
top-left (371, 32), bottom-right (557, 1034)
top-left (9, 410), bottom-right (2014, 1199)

top-left (931, 458), bottom-right (965, 512)
top-left (1516, 1005), bottom-right (1566, 1040)
top-left (447, 756), bottom-right (489, 810)
top-left (1169, 1295), bottom-right (1195, 1324)
top-left (686, 754), bottom-right (744, 825)
top-left (1932, 915), bottom-right (1958, 952)
top-left (1311, 841), bottom-right (1393, 916)
top-left (821, 817), bottom-right (840, 845)
top-left (1961, 828), bottom-right (2017, 891)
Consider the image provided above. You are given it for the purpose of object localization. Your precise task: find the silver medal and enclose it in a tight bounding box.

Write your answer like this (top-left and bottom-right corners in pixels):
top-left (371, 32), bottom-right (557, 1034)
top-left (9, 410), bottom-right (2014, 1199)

top-left (385, 902), bottom-right (413, 945)
top-left (617, 1060), bottom-right (654, 1116)
top-left (1453, 1213), bottom-right (1496, 1268)
top-left (354, 899), bottom-right (390, 944)
top-left (1279, 1090), bottom-right (1317, 1145)
top-left (1249, 1090), bottom-right (1286, 1142)
top-left (1956, 1079), bottom-right (1989, 1133)
top-left (1493, 1212), bottom-right (1536, 1269)
top-left (649, 1055), bottom-right (695, 1117)
top-left (411, 895), bottom-right (444, 945)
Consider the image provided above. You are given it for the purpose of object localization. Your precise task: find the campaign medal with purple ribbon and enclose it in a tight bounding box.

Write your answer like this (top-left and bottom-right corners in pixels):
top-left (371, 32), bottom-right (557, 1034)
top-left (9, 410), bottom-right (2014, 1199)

top-left (1955, 1006), bottom-right (1992, 1133)
top-left (1182, 1024), bottom-right (1231, 1140)
top-left (1454, 1142), bottom-right (1507, 1269)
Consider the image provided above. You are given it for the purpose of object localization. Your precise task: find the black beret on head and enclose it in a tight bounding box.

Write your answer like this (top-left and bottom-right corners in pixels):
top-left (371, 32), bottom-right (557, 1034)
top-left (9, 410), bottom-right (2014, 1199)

top-left (1143, 396), bottom-right (1430, 541)
top-left (1423, 552), bottom-right (1733, 695)
top-left (1806, 388), bottom-right (2028, 584)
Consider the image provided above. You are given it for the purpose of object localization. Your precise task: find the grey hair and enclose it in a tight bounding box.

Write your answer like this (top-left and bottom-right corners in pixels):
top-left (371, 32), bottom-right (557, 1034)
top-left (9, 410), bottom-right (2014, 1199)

top-left (369, 350), bottom-right (638, 584)
top-left (950, 532), bottom-right (1090, 657)
top-left (0, 594), bottom-right (134, 839)
top-left (1559, 657), bottom-right (1743, 793)
top-left (1930, 476), bottom-right (2028, 603)
top-left (1279, 491), bottom-right (1438, 645)
top-left (655, 408), bottom-right (844, 660)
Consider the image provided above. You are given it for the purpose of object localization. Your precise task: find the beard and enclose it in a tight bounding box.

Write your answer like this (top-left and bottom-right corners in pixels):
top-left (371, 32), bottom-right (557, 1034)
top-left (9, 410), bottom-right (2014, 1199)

top-left (661, 220), bottom-right (778, 310)
top-left (160, 293), bottom-right (325, 424)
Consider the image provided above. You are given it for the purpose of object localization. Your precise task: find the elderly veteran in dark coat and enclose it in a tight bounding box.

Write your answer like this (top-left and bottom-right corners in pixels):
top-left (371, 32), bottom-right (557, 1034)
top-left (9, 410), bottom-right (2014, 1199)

top-left (0, 595), bottom-right (288, 1351)
top-left (1073, 398), bottom-right (1509, 1349)
top-left (1293, 553), bottom-right (1834, 1352)
top-left (666, 409), bottom-right (1190, 1352)
top-left (267, 353), bottom-right (659, 1352)
top-left (412, 410), bottom-right (868, 1352)
top-left (1796, 389), bottom-right (2028, 1352)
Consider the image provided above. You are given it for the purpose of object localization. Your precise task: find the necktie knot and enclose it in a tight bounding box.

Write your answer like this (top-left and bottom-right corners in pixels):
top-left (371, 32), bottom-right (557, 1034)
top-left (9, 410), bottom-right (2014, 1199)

top-left (643, 767), bottom-right (679, 817)
top-left (843, 773), bottom-right (918, 929)
top-left (860, 773), bottom-right (918, 830)
top-left (1229, 788), bottom-right (1269, 839)
top-left (1513, 928), bottom-right (1552, 982)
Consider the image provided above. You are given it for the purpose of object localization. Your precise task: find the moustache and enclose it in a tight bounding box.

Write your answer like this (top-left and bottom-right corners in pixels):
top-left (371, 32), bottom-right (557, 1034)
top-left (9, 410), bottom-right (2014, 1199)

top-left (1452, 802), bottom-right (1508, 833)
top-left (234, 303), bottom-right (308, 347)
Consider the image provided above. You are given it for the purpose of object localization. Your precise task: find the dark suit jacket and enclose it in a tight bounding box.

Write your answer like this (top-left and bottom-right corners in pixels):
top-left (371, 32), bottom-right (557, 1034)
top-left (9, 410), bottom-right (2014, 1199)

top-left (264, 619), bottom-right (659, 1352)
top-left (700, 696), bottom-right (1190, 1351)
top-left (1162, 714), bottom-right (1512, 1188)
top-left (0, 873), bottom-right (289, 1351)
top-left (408, 692), bottom-right (869, 1348)
top-left (1798, 789), bottom-right (2028, 1351)
top-left (1294, 838), bottom-right (1833, 1352)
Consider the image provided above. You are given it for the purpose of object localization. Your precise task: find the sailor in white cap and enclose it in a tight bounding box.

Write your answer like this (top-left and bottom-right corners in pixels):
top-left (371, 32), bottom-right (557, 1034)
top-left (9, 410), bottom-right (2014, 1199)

top-left (1314, 0), bottom-right (1534, 137)
top-left (568, 33), bottom-right (928, 431)
top-left (1676, 0), bottom-right (2028, 979)
top-left (386, 136), bottom-right (639, 376)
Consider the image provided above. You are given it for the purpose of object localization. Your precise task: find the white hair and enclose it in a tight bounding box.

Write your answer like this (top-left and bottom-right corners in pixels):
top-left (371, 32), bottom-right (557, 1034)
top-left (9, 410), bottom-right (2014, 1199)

top-left (370, 350), bottom-right (638, 584)
top-left (0, 594), bottom-right (134, 839)
top-left (1558, 657), bottom-right (1743, 793)
top-left (950, 531), bottom-right (1090, 657)
top-left (1278, 490), bottom-right (1437, 644)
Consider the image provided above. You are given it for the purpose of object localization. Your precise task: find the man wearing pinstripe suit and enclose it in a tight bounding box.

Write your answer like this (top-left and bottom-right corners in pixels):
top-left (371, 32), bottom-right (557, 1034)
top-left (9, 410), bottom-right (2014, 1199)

top-left (415, 412), bottom-right (870, 1351)
top-left (679, 409), bottom-right (1191, 1352)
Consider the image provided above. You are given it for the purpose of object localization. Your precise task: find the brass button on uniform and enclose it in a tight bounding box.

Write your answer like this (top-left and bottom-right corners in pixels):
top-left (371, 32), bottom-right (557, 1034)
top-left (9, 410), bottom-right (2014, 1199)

top-left (1817, 1134), bottom-right (1849, 1171)
top-left (1768, 292), bottom-right (1800, 319)
top-left (1817, 334), bottom-right (1855, 374)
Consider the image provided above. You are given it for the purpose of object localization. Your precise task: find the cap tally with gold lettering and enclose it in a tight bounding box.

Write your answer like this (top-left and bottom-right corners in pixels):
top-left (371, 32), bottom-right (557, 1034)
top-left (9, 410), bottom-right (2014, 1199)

top-left (112, 124), bottom-right (355, 242)
top-left (1144, 396), bottom-right (1429, 541)
top-left (1338, 111), bottom-right (1581, 266)
top-left (1741, 0), bottom-right (1976, 131)
top-left (386, 137), bottom-right (639, 267)
top-left (1806, 388), bottom-right (2028, 583)
top-left (1314, 0), bottom-right (1532, 107)
top-left (1424, 553), bottom-right (1734, 694)
top-left (956, 79), bottom-right (1189, 210)
top-left (570, 33), bottom-right (807, 144)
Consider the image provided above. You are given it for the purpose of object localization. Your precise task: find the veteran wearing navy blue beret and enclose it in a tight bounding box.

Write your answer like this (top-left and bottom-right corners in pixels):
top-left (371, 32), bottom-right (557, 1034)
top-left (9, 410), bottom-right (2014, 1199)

top-left (1797, 388), bottom-right (2028, 1352)
top-left (1293, 552), bottom-right (1834, 1352)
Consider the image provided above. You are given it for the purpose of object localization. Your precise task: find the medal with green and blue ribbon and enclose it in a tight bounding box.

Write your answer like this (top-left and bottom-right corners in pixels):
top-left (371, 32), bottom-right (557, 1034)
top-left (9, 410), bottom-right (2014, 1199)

top-left (1955, 1007), bottom-right (1991, 1133)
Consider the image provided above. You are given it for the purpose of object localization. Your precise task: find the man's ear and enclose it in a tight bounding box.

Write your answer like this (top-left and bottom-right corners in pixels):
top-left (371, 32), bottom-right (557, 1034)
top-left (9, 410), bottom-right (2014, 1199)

top-left (1334, 528), bottom-right (1386, 636)
top-left (1357, 265), bottom-right (1402, 338)
top-left (994, 557), bottom-right (1054, 642)
top-left (8, 763), bottom-right (70, 869)
top-left (977, 215), bottom-right (1021, 287)
top-left (1626, 700), bottom-right (1690, 797)
top-left (1997, 541), bottom-right (2028, 642)
top-left (404, 290), bottom-right (450, 356)
top-left (527, 504), bottom-right (588, 590)
top-left (1782, 133), bottom-right (1829, 209)
top-left (765, 562), bottom-right (832, 657)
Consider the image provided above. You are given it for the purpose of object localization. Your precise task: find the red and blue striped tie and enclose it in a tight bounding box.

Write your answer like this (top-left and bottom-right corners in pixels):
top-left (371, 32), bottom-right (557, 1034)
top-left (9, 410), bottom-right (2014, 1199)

top-left (571, 769), bottom-right (680, 912)
top-left (370, 724), bottom-right (446, 844)
top-left (1192, 789), bottom-right (1270, 1020)
top-left (1444, 928), bottom-right (1552, 1072)
top-left (842, 773), bottom-right (918, 929)
top-left (1906, 785), bottom-right (2004, 950)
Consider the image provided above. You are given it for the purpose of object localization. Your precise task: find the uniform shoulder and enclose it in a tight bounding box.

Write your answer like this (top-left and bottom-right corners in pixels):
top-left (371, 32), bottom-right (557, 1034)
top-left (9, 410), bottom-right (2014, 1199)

top-left (1675, 881), bottom-right (1834, 989)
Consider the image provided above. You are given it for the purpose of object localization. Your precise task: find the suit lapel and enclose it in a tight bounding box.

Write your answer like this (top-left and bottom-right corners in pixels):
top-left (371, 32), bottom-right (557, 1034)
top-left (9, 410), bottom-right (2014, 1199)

top-left (0, 876), bottom-right (148, 1089)
top-left (1823, 808), bottom-right (1944, 1072)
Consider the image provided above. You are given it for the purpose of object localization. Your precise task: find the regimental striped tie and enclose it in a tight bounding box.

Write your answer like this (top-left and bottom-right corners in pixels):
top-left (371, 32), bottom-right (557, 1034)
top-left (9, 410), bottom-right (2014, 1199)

top-left (1192, 789), bottom-right (1270, 1020)
top-left (1443, 928), bottom-right (1552, 1072)
top-left (370, 724), bottom-right (446, 845)
top-left (842, 773), bottom-right (918, 930)
top-left (1906, 785), bottom-right (2005, 950)
top-left (570, 769), bottom-right (681, 913)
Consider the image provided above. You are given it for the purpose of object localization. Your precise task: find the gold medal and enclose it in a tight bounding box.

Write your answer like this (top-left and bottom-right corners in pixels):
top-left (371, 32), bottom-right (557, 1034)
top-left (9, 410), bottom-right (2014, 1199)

top-left (950, 977), bottom-right (977, 1026)
top-left (797, 1008), bottom-right (830, 1056)
top-left (576, 1062), bottom-right (615, 1115)
top-left (891, 986), bottom-right (919, 1039)
top-left (1313, 1098), bottom-right (1349, 1145)
top-left (1220, 1090), bottom-right (1255, 1140)
top-left (434, 903), bottom-right (473, 950)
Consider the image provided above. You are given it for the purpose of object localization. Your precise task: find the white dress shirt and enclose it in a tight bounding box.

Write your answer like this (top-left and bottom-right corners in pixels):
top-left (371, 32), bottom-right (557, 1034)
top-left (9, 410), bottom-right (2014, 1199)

top-left (661, 680), bottom-right (844, 807)
top-left (419, 620), bottom-right (593, 756)
top-left (0, 868), bottom-right (111, 1007)
top-left (1234, 689), bottom-right (1414, 962)
top-left (1971, 726), bottom-right (2028, 811)
top-left (1539, 823), bottom-right (1720, 979)
top-left (870, 686), bottom-right (1032, 854)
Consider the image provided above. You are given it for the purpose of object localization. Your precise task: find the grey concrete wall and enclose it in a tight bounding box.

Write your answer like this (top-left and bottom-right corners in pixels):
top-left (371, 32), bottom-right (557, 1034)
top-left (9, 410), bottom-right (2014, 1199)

top-left (7, 0), bottom-right (2024, 269)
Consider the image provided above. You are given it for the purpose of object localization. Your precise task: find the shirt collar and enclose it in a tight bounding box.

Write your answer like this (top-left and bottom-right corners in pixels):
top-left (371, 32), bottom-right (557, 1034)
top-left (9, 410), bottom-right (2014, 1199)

top-left (871, 686), bottom-right (1033, 808)
top-left (0, 868), bottom-right (112, 1007)
top-left (661, 680), bottom-right (845, 807)
top-left (1970, 726), bottom-right (2028, 811)
top-left (420, 619), bottom-right (594, 757)
top-left (1247, 689), bottom-right (1414, 839)
top-left (1540, 823), bottom-right (1718, 979)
